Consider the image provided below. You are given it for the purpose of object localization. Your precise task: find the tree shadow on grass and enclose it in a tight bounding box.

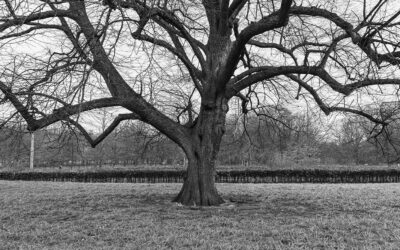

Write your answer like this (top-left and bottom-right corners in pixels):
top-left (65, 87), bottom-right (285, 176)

top-left (217, 193), bottom-right (328, 218)
top-left (67, 188), bottom-right (370, 220)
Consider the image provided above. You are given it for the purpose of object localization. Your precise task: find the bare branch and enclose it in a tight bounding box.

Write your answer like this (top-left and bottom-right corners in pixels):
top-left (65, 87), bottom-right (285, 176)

top-left (221, 0), bottom-right (293, 84)
top-left (67, 113), bottom-right (140, 148)
top-left (228, 0), bottom-right (248, 19)
top-left (228, 66), bottom-right (400, 98)
top-left (131, 32), bottom-right (203, 86)
top-left (0, 80), bottom-right (36, 129)
top-left (0, 10), bottom-right (73, 32)
top-left (290, 6), bottom-right (400, 66)
top-left (35, 97), bottom-right (133, 129)
top-left (286, 74), bottom-right (386, 124)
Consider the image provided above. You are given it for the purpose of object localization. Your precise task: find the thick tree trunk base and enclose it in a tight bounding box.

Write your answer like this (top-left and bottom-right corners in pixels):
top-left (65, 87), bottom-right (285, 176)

top-left (172, 97), bottom-right (228, 206)
top-left (173, 179), bottom-right (225, 206)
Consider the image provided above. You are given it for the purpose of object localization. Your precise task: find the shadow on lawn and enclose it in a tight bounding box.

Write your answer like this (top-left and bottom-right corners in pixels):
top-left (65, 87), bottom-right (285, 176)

top-left (43, 187), bottom-right (372, 221)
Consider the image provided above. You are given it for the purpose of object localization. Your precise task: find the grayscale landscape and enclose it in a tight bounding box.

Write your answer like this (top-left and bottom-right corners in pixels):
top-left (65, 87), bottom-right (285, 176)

top-left (1, 0), bottom-right (400, 249)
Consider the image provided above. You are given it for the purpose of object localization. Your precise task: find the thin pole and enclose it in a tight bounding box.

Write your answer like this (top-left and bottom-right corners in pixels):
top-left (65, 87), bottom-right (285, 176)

top-left (30, 132), bottom-right (35, 169)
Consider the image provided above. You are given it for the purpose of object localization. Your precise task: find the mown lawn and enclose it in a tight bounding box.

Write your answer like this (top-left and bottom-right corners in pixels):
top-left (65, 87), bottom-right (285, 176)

top-left (1, 181), bottom-right (400, 249)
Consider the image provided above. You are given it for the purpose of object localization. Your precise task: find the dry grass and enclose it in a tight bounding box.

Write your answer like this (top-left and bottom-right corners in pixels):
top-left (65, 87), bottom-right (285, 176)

top-left (1, 181), bottom-right (400, 249)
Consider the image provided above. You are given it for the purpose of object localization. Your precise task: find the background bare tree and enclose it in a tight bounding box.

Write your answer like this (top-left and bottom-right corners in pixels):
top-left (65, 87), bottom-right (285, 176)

top-left (1, 0), bottom-right (400, 205)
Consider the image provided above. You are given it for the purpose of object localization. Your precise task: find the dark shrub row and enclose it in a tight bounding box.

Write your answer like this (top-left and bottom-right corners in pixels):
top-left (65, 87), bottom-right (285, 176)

top-left (2, 169), bottom-right (400, 183)
top-left (0, 171), bottom-right (185, 183)
top-left (216, 169), bottom-right (400, 183)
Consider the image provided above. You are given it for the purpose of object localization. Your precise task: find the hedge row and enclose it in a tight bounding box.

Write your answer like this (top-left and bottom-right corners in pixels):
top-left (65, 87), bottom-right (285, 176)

top-left (2, 169), bottom-right (400, 183)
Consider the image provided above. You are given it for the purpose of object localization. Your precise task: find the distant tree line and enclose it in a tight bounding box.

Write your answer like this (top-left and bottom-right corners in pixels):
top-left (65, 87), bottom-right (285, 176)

top-left (219, 107), bottom-right (400, 167)
top-left (0, 107), bottom-right (399, 169)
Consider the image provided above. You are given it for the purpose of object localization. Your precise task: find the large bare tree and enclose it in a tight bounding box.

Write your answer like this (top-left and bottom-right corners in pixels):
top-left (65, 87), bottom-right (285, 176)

top-left (1, 0), bottom-right (400, 205)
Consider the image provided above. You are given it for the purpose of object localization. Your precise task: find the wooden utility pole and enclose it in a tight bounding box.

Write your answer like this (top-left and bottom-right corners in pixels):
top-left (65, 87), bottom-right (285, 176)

top-left (30, 131), bottom-right (34, 169)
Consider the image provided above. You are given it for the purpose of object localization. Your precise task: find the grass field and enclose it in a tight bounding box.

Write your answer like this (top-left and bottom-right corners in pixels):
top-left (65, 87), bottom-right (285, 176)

top-left (1, 181), bottom-right (400, 249)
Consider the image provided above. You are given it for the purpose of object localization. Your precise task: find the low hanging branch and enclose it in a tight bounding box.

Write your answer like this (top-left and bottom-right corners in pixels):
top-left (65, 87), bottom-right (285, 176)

top-left (66, 113), bottom-right (140, 148)
top-left (286, 74), bottom-right (387, 125)
top-left (0, 81), bottom-right (36, 130)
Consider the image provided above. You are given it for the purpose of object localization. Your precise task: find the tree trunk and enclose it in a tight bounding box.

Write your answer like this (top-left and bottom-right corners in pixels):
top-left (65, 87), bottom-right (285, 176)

top-left (173, 97), bottom-right (228, 206)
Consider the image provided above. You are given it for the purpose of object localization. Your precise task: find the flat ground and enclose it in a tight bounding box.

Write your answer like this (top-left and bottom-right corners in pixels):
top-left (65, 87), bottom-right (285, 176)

top-left (1, 181), bottom-right (400, 249)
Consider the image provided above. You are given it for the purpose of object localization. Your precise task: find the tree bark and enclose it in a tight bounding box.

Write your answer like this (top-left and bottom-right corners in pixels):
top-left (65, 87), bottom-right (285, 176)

top-left (173, 29), bottom-right (231, 206)
top-left (173, 96), bottom-right (228, 206)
